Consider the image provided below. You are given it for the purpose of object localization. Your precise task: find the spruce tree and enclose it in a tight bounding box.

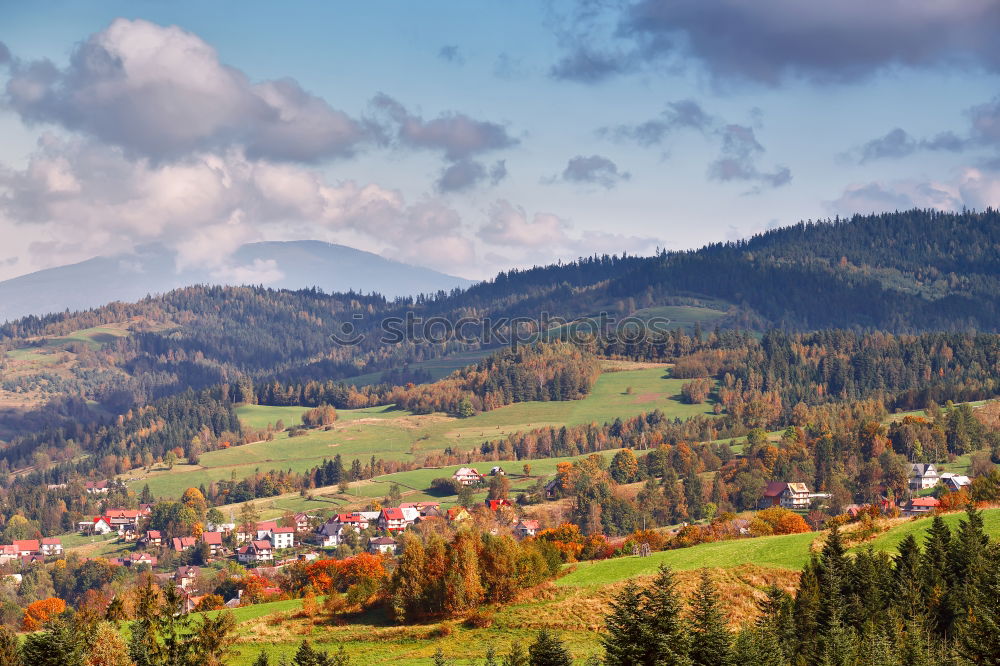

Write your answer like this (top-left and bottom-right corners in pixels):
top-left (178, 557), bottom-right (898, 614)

top-left (642, 565), bottom-right (692, 665)
top-left (602, 580), bottom-right (647, 665)
top-left (253, 653), bottom-right (271, 666)
top-left (730, 625), bottom-right (783, 666)
top-left (956, 541), bottom-right (1000, 664)
top-left (688, 570), bottom-right (732, 666)
top-left (528, 630), bottom-right (572, 666)
top-left (920, 516), bottom-right (954, 637)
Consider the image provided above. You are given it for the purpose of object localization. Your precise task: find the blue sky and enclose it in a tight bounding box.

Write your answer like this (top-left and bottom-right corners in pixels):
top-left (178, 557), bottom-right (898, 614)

top-left (1, 1), bottom-right (999, 281)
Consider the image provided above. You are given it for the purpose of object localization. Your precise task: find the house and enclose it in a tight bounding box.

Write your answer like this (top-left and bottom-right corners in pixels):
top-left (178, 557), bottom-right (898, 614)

top-left (358, 510), bottom-right (381, 525)
top-left (544, 478), bottom-right (561, 499)
top-left (453, 467), bottom-right (483, 485)
top-left (486, 499), bottom-right (513, 511)
top-left (175, 566), bottom-right (200, 590)
top-left (760, 481), bottom-right (788, 508)
top-left (400, 502), bottom-right (441, 516)
top-left (940, 473), bottom-right (971, 492)
top-left (378, 508), bottom-right (408, 532)
top-left (122, 552), bottom-right (157, 567)
top-left (316, 519), bottom-right (354, 548)
top-left (91, 516), bottom-right (114, 535)
top-left (201, 531), bottom-right (224, 556)
top-left (368, 536), bottom-right (398, 555)
top-left (144, 530), bottom-right (163, 547)
top-left (85, 480), bottom-right (110, 494)
top-left (903, 497), bottom-right (941, 517)
top-left (270, 527), bottom-right (296, 550)
top-left (400, 507), bottom-right (420, 525)
top-left (236, 540), bottom-right (273, 565)
top-left (291, 513), bottom-right (311, 532)
top-left (255, 521), bottom-right (279, 541)
top-left (421, 505), bottom-right (444, 520)
top-left (0, 545), bottom-right (19, 564)
top-left (490, 466), bottom-right (505, 476)
top-left (513, 520), bottom-right (540, 538)
top-left (40, 538), bottom-right (63, 557)
top-left (13, 540), bottom-right (40, 557)
top-left (446, 507), bottom-right (471, 522)
top-left (780, 483), bottom-right (812, 510)
top-left (171, 536), bottom-right (197, 553)
top-left (909, 463), bottom-right (940, 490)
top-left (103, 509), bottom-right (142, 531)
top-left (207, 522), bottom-right (235, 534)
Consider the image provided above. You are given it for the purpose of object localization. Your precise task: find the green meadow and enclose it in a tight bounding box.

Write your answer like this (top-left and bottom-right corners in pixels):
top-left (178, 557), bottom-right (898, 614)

top-left (127, 365), bottom-right (718, 499)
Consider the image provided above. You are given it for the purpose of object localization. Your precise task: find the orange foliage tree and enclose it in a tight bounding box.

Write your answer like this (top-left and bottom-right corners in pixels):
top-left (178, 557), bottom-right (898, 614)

top-left (23, 597), bottom-right (66, 630)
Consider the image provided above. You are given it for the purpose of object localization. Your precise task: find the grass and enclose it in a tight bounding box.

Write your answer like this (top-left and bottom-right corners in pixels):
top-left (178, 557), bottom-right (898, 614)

top-left (129, 365), bottom-right (719, 499)
top-left (344, 349), bottom-right (495, 387)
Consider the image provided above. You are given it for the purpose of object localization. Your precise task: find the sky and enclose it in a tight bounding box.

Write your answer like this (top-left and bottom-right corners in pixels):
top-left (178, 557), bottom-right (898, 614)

top-left (1, 0), bottom-right (999, 282)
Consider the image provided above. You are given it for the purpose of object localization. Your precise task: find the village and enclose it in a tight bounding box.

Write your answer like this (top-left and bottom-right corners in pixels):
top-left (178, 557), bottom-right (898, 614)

top-left (0, 460), bottom-right (972, 615)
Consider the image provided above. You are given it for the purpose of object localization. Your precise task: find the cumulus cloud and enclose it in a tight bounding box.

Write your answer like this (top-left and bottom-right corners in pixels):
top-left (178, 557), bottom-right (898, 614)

top-left (553, 154), bottom-right (630, 188)
top-left (478, 200), bottom-right (569, 247)
top-left (437, 159), bottom-right (508, 193)
top-left (0, 136), bottom-right (485, 274)
top-left (551, 0), bottom-right (1000, 86)
top-left (371, 93), bottom-right (517, 161)
top-left (853, 127), bottom-right (967, 163)
top-left (2, 19), bottom-right (370, 163)
top-left (603, 99), bottom-right (713, 146)
top-left (708, 124), bottom-right (791, 190)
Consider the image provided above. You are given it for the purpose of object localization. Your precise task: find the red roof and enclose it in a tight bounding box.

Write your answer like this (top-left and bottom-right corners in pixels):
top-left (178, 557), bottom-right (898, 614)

top-left (256, 521), bottom-right (278, 531)
top-left (910, 497), bottom-right (941, 507)
top-left (272, 527), bottom-right (295, 534)
top-left (252, 540), bottom-right (272, 550)
top-left (13, 540), bottom-right (40, 552)
top-left (381, 507), bottom-right (404, 520)
top-left (763, 481), bottom-right (788, 498)
top-left (41, 537), bottom-right (61, 545)
top-left (518, 520), bottom-right (540, 530)
top-left (172, 537), bottom-right (197, 552)
top-left (105, 509), bottom-right (140, 519)
top-left (201, 532), bottom-right (223, 545)
top-left (486, 499), bottom-right (512, 511)
top-left (147, 530), bottom-right (162, 539)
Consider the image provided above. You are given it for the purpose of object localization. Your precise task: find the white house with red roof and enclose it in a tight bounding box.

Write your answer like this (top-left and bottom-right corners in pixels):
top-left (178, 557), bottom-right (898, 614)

top-left (270, 527), bottom-right (296, 549)
top-left (13, 540), bottom-right (40, 557)
top-left (85, 480), bottom-right (110, 494)
top-left (40, 538), bottom-right (63, 557)
top-left (0, 545), bottom-right (18, 564)
top-left (378, 507), bottom-right (408, 532)
top-left (368, 536), bottom-right (398, 555)
top-left (513, 520), bottom-right (540, 539)
top-left (143, 530), bottom-right (163, 547)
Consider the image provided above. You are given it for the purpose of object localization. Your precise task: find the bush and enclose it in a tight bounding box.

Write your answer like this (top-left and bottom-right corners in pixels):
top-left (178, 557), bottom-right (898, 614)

top-left (464, 608), bottom-right (495, 628)
top-left (430, 477), bottom-right (460, 495)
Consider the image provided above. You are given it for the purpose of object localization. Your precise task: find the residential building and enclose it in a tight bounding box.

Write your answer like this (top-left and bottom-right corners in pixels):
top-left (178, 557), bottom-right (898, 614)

top-left (453, 467), bottom-right (483, 486)
top-left (13, 540), bottom-right (40, 557)
top-left (378, 507), bottom-right (408, 532)
top-left (171, 536), bottom-right (197, 553)
top-left (490, 466), bottom-right (505, 476)
top-left (760, 481), bottom-right (788, 508)
top-left (0, 545), bottom-right (19, 564)
top-left (903, 497), bottom-right (941, 516)
top-left (368, 536), bottom-right (398, 555)
top-left (175, 566), bottom-right (200, 590)
top-left (400, 502), bottom-right (441, 516)
top-left (270, 527), bottom-right (296, 549)
top-left (909, 463), bottom-right (940, 490)
top-left (940, 473), bottom-right (971, 492)
top-left (236, 540), bottom-right (273, 565)
top-left (40, 538), bottom-right (63, 557)
top-left (486, 499), bottom-right (513, 511)
top-left (446, 507), bottom-right (471, 522)
top-left (514, 520), bottom-right (540, 538)
top-left (85, 480), bottom-right (110, 494)
top-left (144, 530), bottom-right (163, 547)
top-left (201, 531), bottom-right (224, 556)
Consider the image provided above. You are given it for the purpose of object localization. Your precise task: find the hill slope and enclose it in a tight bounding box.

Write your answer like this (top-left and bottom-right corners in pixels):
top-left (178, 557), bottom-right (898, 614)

top-left (0, 240), bottom-right (474, 322)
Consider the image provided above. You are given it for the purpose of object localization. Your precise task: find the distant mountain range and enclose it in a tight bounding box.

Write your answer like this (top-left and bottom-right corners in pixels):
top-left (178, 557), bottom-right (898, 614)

top-left (0, 240), bottom-right (475, 321)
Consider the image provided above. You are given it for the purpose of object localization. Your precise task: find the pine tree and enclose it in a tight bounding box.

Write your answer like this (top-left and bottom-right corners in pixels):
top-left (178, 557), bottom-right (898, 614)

top-left (483, 644), bottom-right (499, 666)
top-left (253, 652), bottom-right (271, 666)
top-left (432, 647), bottom-right (449, 666)
top-left (817, 559), bottom-right (857, 666)
top-left (688, 570), bottom-right (732, 666)
top-left (642, 566), bottom-right (692, 665)
top-left (602, 580), bottom-right (647, 665)
top-left (528, 630), bottom-right (573, 666)
top-left (21, 616), bottom-right (86, 666)
top-left (956, 539), bottom-right (1000, 664)
top-left (920, 515), bottom-right (954, 637)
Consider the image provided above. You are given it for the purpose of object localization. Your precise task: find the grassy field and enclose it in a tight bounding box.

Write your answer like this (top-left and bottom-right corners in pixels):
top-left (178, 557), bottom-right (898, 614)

top-left (344, 349), bottom-right (495, 387)
top-left (192, 509), bottom-right (1000, 665)
top-left (128, 365), bottom-right (718, 499)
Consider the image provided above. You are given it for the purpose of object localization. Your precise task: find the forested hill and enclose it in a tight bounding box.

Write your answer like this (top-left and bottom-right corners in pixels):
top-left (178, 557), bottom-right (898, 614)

top-left (2, 208), bottom-right (999, 406)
